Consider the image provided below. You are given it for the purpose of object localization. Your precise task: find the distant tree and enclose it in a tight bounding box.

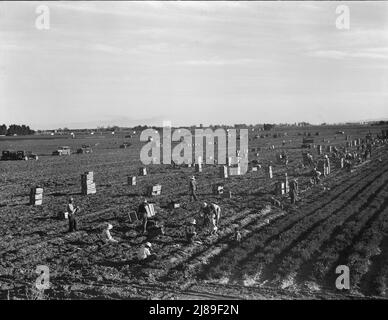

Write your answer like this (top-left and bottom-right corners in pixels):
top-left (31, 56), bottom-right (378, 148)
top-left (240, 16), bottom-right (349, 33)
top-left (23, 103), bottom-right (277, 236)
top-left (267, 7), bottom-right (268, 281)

top-left (0, 124), bottom-right (7, 135)
top-left (6, 124), bottom-right (35, 136)
top-left (263, 123), bottom-right (275, 131)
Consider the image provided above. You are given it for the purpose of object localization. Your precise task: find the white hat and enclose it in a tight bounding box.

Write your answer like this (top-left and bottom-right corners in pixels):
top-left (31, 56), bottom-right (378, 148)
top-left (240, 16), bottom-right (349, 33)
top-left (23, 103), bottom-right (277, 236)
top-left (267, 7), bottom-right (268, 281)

top-left (145, 242), bottom-right (152, 248)
top-left (191, 218), bottom-right (196, 225)
top-left (191, 176), bottom-right (195, 180)
top-left (107, 223), bottom-right (113, 230)
top-left (203, 202), bottom-right (208, 208)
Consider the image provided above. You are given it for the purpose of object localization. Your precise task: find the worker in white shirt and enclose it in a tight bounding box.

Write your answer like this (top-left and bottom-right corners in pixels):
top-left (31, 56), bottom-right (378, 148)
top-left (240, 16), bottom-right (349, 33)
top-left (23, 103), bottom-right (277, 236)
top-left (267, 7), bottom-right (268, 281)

top-left (104, 223), bottom-right (118, 243)
top-left (67, 197), bottom-right (79, 232)
top-left (137, 242), bottom-right (156, 262)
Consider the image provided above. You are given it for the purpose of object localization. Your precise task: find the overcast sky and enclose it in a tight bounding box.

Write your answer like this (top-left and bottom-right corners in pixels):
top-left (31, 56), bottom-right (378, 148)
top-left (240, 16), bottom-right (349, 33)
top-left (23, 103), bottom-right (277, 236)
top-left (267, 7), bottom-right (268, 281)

top-left (1, 1), bottom-right (387, 129)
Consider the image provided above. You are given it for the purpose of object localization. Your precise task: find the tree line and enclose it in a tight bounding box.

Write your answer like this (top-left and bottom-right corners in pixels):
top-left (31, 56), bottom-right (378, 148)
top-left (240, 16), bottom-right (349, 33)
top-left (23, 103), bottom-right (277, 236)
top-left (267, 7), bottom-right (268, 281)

top-left (0, 124), bottom-right (35, 136)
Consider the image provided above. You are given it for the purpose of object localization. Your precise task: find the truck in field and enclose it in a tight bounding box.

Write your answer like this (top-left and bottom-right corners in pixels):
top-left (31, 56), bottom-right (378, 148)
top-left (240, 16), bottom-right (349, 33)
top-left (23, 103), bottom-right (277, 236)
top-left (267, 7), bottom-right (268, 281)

top-left (52, 146), bottom-right (71, 156)
top-left (1, 150), bottom-right (38, 161)
top-left (77, 145), bottom-right (93, 154)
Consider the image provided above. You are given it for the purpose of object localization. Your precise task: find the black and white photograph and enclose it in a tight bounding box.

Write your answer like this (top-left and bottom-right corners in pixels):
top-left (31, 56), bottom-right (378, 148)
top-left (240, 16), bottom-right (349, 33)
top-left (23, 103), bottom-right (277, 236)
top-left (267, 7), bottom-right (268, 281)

top-left (1, 0), bottom-right (388, 304)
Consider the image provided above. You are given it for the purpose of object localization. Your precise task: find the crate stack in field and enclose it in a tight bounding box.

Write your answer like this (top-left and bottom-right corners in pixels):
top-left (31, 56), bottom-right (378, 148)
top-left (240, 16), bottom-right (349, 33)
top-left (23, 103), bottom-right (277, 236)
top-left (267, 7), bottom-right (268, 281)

top-left (168, 200), bottom-right (180, 209)
top-left (30, 187), bottom-right (43, 205)
top-left (267, 165), bottom-right (273, 179)
top-left (220, 166), bottom-right (228, 178)
top-left (148, 184), bottom-right (161, 196)
top-left (195, 156), bottom-right (202, 172)
top-left (284, 173), bottom-right (290, 193)
top-left (81, 171), bottom-right (96, 195)
top-left (275, 182), bottom-right (287, 195)
top-left (128, 176), bottom-right (136, 186)
top-left (317, 145), bottom-right (322, 155)
top-left (139, 167), bottom-right (147, 176)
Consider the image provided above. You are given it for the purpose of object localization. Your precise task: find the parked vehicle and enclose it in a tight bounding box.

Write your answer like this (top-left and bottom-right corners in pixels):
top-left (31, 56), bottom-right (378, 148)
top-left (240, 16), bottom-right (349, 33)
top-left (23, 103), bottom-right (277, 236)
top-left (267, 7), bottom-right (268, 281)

top-left (52, 146), bottom-right (71, 156)
top-left (77, 145), bottom-right (93, 154)
top-left (120, 143), bottom-right (131, 149)
top-left (1, 150), bottom-right (38, 161)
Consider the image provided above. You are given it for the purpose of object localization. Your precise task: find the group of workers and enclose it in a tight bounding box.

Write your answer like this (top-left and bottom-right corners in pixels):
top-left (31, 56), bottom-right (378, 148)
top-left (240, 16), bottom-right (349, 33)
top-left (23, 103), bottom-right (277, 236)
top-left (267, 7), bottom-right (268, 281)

top-left (64, 175), bottom-right (224, 263)
top-left (63, 136), bottom-right (380, 263)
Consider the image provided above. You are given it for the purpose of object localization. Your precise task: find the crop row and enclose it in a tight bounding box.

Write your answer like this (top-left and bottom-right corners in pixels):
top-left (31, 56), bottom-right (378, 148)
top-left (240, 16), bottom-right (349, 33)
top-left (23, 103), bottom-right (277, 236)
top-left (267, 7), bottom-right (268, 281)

top-left (274, 174), bottom-right (388, 286)
top-left (235, 165), bottom-right (388, 284)
top-left (199, 157), bottom-right (388, 281)
top-left (342, 200), bottom-right (388, 294)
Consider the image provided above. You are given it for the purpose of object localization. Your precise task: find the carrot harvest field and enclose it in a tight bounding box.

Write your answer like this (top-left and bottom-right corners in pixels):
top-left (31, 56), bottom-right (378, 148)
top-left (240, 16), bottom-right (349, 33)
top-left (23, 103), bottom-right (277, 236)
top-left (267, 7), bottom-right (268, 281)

top-left (1, 124), bottom-right (388, 300)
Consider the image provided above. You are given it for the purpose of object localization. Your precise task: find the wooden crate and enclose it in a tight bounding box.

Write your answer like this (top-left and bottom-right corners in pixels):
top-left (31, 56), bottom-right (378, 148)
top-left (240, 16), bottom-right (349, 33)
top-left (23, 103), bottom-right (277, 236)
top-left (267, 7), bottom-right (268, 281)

top-left (145, 203), bottom-right (155, 218)
top-left (212, 184), bottom-right (224, 195)
top-left (268, 166), bottom-right (273, 179)
top-left (139, 167), bottom-right (147, 176)
top-left (148, 185), bottom-right (162, 196)
top-left (29, 187), bottom-right (43, 206)
top-left (275, 182), bottom-right (286, 195)
top-left (128, 211), bottom-right (138, 223)
top-left (128, 176), bottom-right (136, 186)
top-left (220, 166), bottom-right (228, 178)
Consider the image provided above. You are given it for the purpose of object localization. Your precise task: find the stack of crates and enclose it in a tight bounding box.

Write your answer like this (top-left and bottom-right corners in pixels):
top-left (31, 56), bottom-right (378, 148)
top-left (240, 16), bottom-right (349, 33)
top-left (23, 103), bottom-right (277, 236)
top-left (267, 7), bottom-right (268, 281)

top-left (30, 187), bottom-right (43, 205)
top-left (275, 182), bottom-right (286, 195)
top-left (139, 168), bottom-right (147, 176)
top-left (268, 166), bottom-right (273, 179)
top-left (168, 201), bottom-right (180, 209)
top-left (81, 171), bottom-right (96, 195)
top-left (220, 166), bottom-right (228, 178)
top-left (128, 176), bottom-right (136, 186)
top-left (195, 163), bottom-right (202, 172)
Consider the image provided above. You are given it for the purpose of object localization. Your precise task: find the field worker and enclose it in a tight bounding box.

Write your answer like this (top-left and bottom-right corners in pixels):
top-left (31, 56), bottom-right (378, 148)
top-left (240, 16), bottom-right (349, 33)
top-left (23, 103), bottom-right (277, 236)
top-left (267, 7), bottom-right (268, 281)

top-left (67, 197), bottom-right (79, 232)
top-left (289, 179), bottom-right (298, 204)
top-left (233, 227), bottom-right (242, 244)
top-left (185, 219), bottom-right (197, 244)
top-left (307, 153), bottom-right (314, 167)
top-left (212, 203), bottom-right (221, 228)
top-left (189, 176), bottom-right (198, 201)
top-left (324, 155), bottom-right (331, 175)
top-left (312, 167), bottom-right (321, 184)
top-left (138, 199), bottom-right (149, 235)
top-left (367, 143), bottom-right (372, 156)
top-left (137, 242), bottom-right (155, 262)
top-left (104, 223), bottom-right (118, 243)
top-left (210, 211), bottom-right (218, 235)
top-left (200, 202), bottom-right (211, 229)
top-left (200, 202), bottom-right (221, 228)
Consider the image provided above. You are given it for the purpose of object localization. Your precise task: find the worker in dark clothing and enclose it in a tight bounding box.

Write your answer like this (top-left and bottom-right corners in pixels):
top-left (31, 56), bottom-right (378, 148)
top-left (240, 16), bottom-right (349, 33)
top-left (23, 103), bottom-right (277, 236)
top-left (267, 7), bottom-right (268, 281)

top-left (189, 176), bottom-right (198, 201)
top-left (185, 219), bottom-right (197, 244)
top-left (289, 179), bottom-right (298, 204)
top-left (233, 227), bottom-right (242, 244)
top-left (67, 197), bottom-right (79, 232)
top-left (138, 199), bottom-right (149, 234)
